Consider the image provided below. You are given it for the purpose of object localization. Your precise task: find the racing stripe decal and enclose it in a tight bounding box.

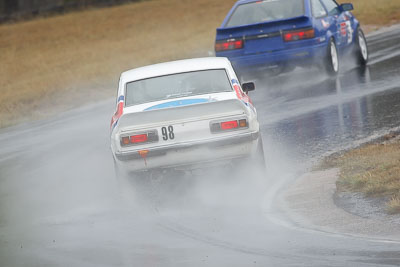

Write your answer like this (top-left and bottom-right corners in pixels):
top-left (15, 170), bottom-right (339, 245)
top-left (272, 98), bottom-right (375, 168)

top-left (144, 98), bottom-right (209, 111)
top-left (232, 79), bottom-right (242, 100)
top-left (111, 95), bottom-right (124, 130)
top-left (232, 79), bottom-right (253, 106)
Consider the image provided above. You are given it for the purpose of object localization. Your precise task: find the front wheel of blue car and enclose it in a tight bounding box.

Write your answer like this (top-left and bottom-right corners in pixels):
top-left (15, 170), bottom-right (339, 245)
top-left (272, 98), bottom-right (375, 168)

top-left (354, 28), bottom-right (368, 66)
top-left (324, 38), bottom-right (339, 76)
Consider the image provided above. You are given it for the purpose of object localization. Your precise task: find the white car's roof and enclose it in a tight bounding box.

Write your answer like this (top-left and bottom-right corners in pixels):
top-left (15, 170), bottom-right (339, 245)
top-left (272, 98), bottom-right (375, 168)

top-left (120, 57), bottom-right (232, 83)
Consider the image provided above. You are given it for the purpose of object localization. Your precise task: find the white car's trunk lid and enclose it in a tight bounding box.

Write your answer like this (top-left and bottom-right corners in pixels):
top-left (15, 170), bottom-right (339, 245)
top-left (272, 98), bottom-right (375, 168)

top-left (117, 99), bottom-right (250, 149)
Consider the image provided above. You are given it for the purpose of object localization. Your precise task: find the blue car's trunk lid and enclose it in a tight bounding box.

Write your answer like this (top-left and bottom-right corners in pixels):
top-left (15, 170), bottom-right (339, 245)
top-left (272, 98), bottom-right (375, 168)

top-left (216, 16), bottom-right (312, 55)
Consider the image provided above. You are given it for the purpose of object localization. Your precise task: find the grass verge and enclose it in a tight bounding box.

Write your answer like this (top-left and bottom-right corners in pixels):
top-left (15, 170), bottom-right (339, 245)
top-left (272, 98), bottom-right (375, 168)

top-left (0, 0), bottom-right (236, 128)
top-left (340, 0), bottom-right (400, 28)
top-left (1, 0), bottom-right (399, 128)
top-left (320, 133), bottom-right (400, 214)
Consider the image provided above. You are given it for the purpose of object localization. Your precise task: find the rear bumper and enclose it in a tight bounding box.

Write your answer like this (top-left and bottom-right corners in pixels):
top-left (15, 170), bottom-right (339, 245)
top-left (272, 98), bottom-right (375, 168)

top-left (114, 131), bottom-right (259, 171)
top-left (223, 42), bottom-right (328, 73)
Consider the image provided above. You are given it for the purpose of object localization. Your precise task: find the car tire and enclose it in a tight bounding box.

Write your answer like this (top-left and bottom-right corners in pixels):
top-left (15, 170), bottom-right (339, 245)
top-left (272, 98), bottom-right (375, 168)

top-left (324, 38), bottom-right (339, 76)
top-left (354, 27), bottom-right (368, 66)
top-left (114, 159), bottom-right (133, 202)
top-left (230, 136), bottom-right (266, 180)
top-left (113, 159), bottom-right (150, 204)
top-left (255, 136), bottom-right (267, 174)
top-left (114, 160), bottom-right (188, 206)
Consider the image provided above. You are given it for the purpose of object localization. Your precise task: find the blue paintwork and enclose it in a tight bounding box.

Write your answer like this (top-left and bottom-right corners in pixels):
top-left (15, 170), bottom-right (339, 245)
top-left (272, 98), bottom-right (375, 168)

top-left (215, 0), bottom-right (361, 74)
top-left (117, 95), bottom-right (124, 102)
top-left (144, 99), bottom-right (210, 111)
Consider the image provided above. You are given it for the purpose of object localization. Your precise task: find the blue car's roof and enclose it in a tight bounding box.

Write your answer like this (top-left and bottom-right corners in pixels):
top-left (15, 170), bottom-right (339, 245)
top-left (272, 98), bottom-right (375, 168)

top-left (235, 0), bottom-right (261, 3)
top-left (221, 0), bottom-right (310, 28)
top-left (235, 0), bottom-right (306, 5)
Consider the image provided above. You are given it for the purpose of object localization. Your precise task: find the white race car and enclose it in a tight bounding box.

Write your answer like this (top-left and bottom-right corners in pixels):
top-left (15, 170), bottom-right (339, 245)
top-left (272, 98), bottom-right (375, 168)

top-left (110, 57), bottom-right (265, 177)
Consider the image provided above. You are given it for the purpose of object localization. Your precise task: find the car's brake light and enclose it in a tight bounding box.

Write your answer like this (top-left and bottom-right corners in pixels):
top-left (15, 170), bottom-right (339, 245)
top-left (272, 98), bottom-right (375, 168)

top-left (283, 28), bottom-right (315, 42)
top-left (215, 39), bottom-right (243, 52)
top-left (210, 118), bottom-right (248, 133)
top-left (130, 134), bottom-right (148, 144)
top-left (120, 130), bottom-right (158, 147)
top-left (221, 120), bottom-right (238, 130)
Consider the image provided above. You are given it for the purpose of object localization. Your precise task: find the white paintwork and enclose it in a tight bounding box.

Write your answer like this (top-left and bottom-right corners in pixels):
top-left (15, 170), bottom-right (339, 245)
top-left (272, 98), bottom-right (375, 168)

top-left (111, 57), bottom-right (260, 172)
top-left (118, 57), bottom-right (237, 96)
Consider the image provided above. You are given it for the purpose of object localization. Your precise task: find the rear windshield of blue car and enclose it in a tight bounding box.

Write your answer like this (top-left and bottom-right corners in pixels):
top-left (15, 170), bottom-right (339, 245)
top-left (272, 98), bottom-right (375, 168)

top-left (225, 0), bottom-right (305, 28)
top-left (125, 69), bottom-right (233, 106)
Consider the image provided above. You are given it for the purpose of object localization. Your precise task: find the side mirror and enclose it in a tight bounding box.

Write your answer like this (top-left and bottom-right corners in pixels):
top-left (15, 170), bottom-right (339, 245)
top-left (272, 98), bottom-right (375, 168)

top-left (242, 82), bottom-right (255, 93)
top-left (340, 3), bottom-right (354, 12)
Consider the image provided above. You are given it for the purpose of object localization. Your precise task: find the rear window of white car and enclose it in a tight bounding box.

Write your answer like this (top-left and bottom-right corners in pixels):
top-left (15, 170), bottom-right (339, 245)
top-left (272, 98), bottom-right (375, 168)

top-left (225, 0), bottom-right (304, 28)
top-left (125, 69), bottom-right (233, 107)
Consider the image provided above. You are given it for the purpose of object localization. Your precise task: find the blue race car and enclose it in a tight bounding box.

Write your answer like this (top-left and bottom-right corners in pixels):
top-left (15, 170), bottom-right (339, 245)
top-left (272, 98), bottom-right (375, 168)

top-left (215, 0), bottom-right (368, 77)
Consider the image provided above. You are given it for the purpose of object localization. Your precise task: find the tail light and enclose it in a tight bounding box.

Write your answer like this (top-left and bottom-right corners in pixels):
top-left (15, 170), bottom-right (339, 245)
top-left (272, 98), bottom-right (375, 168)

top-left (130, 134), bottom-right (148, 143)
top-left (210, 118), bottom-right (248, 133)
top-left (283, 28), bottom-right (315, 42)
top-left (221, 120), bottom-right (238, 130)
top-left (215, 39), bottom-right (243, 52)
top-left (120, 130), bottom-right (158, 147)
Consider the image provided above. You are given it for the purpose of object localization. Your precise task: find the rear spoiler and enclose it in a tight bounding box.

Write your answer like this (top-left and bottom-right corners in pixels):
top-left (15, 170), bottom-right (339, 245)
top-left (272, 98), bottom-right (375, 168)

top-left (216, 16), bottom-right (310, 39)
top-left (118, 99), bottom-right (249, 130)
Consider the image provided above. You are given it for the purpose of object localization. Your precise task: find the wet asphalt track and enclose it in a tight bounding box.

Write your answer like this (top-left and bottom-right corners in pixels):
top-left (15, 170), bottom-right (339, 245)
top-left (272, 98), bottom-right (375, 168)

top-left (1, 26), bottom-right (400, 266)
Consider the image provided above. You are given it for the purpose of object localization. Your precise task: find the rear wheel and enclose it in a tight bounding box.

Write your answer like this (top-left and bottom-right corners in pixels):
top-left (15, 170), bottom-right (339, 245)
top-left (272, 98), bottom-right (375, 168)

top-left (354, 28), bottom-right (368, 66)
top-left (230, 136), bottom-right (266, 180)
top-left (114, 160), bottom-right (189, 206)
top-left (255, 136), bottom-right (266, 174)
top-left (113, 159), bottom-right (152, 204)
top-left (324, 38), bottom-right (339, 76)
top-left (114, 160), bottom-right (135, 203)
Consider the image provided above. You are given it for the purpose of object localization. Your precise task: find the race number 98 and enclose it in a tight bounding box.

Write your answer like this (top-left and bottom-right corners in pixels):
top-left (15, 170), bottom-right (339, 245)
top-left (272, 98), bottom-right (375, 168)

top-left (161, 126), bottom-right (174, 141)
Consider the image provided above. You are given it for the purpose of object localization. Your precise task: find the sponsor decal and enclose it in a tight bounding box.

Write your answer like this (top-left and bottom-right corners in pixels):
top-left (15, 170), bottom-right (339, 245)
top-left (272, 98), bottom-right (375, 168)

top-left (321, 19), bottom-right (330, 29)
top-left (346, 21), bottom-right (353, 44)
top-left (339, 20), bottom-right (354, 44)
top-left (340, 22), bottom-right (347, 36)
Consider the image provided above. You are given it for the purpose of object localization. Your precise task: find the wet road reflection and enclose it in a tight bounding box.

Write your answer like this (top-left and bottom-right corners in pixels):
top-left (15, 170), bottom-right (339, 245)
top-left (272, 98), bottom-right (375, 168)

top-left (253, 41), bottom-right (400, 161)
